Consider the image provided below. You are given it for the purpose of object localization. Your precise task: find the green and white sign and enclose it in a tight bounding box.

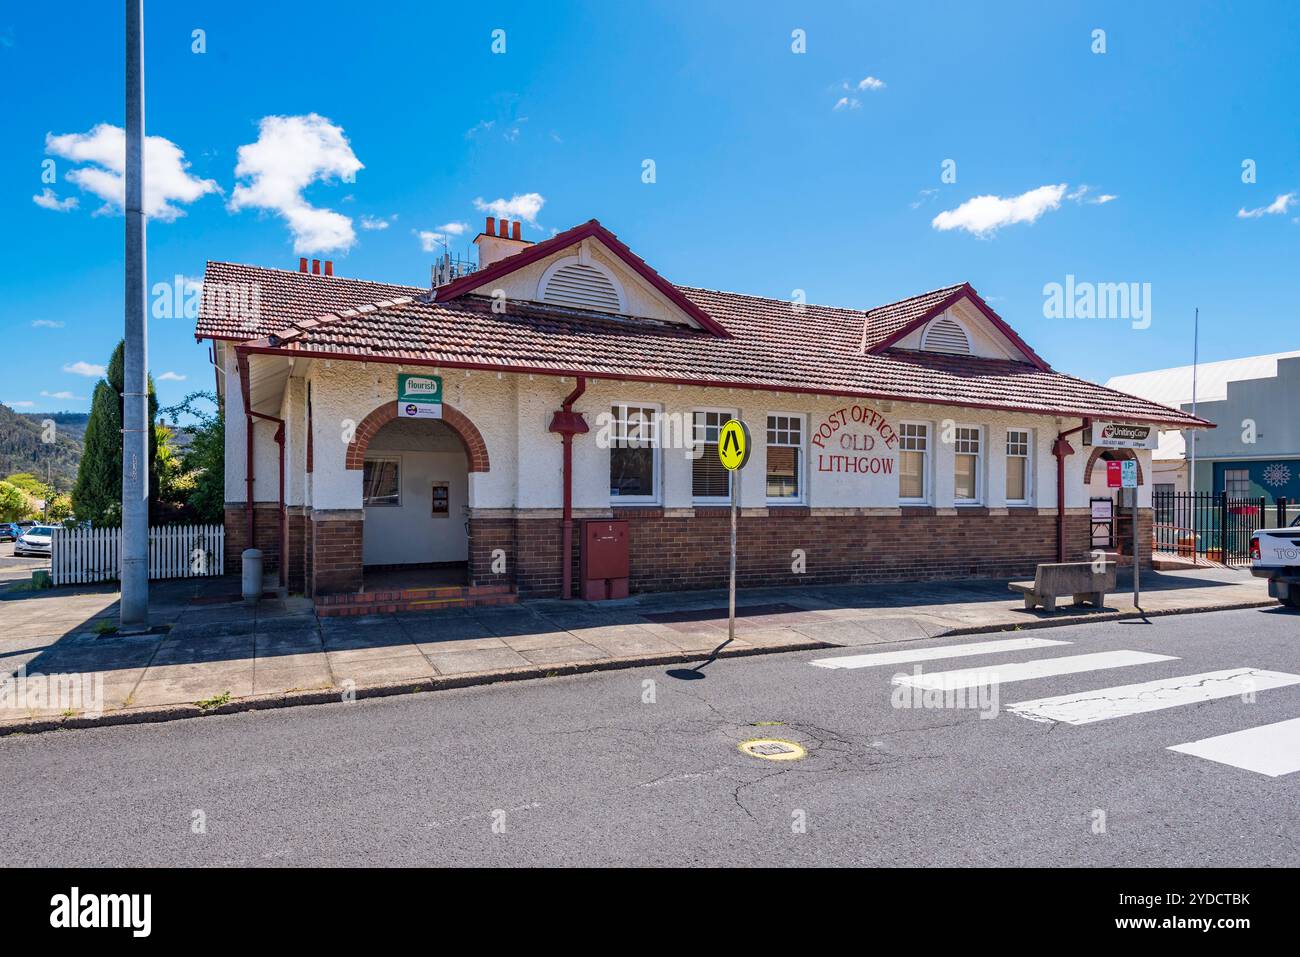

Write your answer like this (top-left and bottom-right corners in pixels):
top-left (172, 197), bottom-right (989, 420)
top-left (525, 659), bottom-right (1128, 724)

top-left (397, 373), bottom-right (442, 419)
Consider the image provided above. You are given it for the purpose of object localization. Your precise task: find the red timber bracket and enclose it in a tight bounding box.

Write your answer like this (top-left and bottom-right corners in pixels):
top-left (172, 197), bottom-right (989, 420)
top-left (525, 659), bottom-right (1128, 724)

top-left (548, 377), bottom-right (589, 599)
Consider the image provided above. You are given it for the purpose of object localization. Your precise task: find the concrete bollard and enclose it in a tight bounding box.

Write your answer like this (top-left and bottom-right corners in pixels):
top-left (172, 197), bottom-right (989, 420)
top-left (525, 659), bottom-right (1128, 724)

top-left (241, 548), bottom-right (263, 606)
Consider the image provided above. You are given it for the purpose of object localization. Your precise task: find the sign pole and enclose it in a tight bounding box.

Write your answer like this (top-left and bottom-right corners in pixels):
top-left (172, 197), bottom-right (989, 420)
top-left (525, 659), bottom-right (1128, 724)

top-left (717, 418), bottom-right (751, 645)
top-left (729, 470), bottom-right (737, 643)
top-left (1133, 492), bottom-right (1140, 608)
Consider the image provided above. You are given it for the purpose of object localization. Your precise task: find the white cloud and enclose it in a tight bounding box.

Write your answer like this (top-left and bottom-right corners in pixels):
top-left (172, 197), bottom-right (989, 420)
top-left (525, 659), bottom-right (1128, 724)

top-left (31, 320), bottom-right (65, 329)
top-left (1092, 194), bottom-right (1118, 204)
top-left (416, 222), bottom-right (469, 252)
top-left (41, 390), bottom-right (84, 401)
top-left (1237, 192), bottom-right (1296, 219)
top-left (833, 96), bottom-right (860, 111)
top-left (228, 113), bottom-right (363, 254)
top-left (44, 123), bottom-right (220, 221)
top-left (473, 193), bottom-right (544, 226)
top-left (1067, 185), bottom-right (1119, 205)
top-left (857, 76), bottom-right (886, 91)
top-left (156, 371), bottom-right (187, 381)
top-left (6, 401), bottom-right (35, 409)
top-left (931, 184), bottom-right (1069, 237)
top-left (465, 119), bottom-right (495, 139)
top-left (62, 361), bottom-right (105, 377)
top-left (32, 188), bottom-right (78, 212)
top-left (360, 214), bottom-right (394, 231)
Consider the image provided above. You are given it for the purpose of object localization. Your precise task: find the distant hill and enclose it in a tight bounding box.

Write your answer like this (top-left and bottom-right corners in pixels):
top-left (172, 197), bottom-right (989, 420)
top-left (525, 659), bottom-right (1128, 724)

top-left (0, 405), bottom-right (85, 490)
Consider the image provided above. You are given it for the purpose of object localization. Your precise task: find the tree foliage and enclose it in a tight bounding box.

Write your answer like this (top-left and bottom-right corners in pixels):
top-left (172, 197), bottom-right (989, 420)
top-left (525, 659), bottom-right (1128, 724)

top-left (159, 391), bottom-right (224, 524)
top-left (70, 341), bottom-right (158, 526)
top-left (0, 480), bottom-right (33, 522)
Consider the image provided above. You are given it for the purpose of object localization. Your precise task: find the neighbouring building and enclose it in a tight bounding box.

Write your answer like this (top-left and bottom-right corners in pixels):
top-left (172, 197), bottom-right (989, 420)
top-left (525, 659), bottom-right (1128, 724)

top-left (195, 218), bottom-right (1207, 608)
top-left (1107, 351), bottom-right (1300, 502)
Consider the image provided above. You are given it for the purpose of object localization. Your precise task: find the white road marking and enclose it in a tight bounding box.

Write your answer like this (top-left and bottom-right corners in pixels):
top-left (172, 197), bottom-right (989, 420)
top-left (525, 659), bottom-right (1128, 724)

top-left (1007, 668), bottom-right (1300, 725)
top-left (891, 650), bottom-right (1176, 691)
top-left (1168, 717), bottom-right (1300, 777)
top-left (809, 636), bottom-right (1069, 670)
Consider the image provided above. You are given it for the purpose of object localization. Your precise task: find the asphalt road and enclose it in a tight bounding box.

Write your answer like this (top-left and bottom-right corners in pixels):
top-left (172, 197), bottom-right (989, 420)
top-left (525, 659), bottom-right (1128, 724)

top-left (1, 605), bottom-right (1297, 866)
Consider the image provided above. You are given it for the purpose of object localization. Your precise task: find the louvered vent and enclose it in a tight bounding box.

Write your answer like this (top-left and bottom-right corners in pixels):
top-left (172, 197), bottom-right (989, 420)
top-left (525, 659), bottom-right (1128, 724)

top-left (542, 263), bottom-right (623, 313)
top-left (921, 316), bottom-right (971, 355)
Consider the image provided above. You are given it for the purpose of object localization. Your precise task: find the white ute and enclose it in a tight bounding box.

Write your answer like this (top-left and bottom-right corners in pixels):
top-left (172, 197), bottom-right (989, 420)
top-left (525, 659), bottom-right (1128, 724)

top-left (1251, 515), bottom-right (1300, 609)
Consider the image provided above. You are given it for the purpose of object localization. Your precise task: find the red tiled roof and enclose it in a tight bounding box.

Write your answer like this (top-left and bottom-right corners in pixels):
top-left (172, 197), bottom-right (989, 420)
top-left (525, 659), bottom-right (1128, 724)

top-left (202, 260), bottom-right (1207, 427)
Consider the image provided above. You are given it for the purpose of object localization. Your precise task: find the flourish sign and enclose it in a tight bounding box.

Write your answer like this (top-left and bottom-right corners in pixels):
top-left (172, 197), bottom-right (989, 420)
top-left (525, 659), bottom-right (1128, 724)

top-left (811, 404), bottom-right (898, 475)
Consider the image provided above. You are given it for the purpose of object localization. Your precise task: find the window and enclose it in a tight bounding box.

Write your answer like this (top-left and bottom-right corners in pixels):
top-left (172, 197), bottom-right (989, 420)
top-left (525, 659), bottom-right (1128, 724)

top-left (1224, 468), bottom-right (1251, 497)
top-left (954, 426), bottom-right (982, 503)
top-left (692, 410), bottom-right (734, 501)
top-left (1005, 429), bottom-right (1031, 503)
top-left (609, 404), bottom-right (659, 502)
top-left (766, 414), bottom-right (804, 502)
top-left (898, 422), bottom-right (929, 502)
top-left (539, 256), bottom-right (626, 313)
top-left (920, 315), bottom-right (972, 355)
top-left (363, 458), bottom-right (400, 506)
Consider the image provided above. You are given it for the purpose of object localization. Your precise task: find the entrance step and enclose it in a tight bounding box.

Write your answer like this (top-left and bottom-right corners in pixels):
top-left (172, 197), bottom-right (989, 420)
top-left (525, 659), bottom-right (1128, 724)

top-left (314, 583), bottom-right (515, 617)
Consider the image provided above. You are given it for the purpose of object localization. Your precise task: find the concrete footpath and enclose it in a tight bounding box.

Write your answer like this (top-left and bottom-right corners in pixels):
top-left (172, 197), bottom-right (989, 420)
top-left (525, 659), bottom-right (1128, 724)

top-left (0, 565), bottom-right (1272, 732)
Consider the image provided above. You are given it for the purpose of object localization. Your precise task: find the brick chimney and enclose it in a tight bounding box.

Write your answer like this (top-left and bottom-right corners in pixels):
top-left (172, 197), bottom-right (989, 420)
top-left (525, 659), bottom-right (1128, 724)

top-left (473, 216), bottom-right (532, 268)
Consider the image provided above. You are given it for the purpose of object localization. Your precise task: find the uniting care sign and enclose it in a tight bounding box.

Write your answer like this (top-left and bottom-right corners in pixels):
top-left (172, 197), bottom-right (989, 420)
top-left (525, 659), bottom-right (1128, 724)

top-left (397, 373), bottom-right (443, 419)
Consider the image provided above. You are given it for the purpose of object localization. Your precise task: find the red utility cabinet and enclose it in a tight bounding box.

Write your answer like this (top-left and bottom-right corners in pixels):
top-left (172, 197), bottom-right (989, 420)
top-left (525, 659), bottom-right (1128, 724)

top-left (580, 520), bottom-right (629, 600)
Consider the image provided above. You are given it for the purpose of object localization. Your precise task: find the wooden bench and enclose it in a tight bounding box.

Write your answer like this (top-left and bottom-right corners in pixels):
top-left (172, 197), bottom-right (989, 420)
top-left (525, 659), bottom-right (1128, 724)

top-left (1008, 561), bottom-right (1117, 611)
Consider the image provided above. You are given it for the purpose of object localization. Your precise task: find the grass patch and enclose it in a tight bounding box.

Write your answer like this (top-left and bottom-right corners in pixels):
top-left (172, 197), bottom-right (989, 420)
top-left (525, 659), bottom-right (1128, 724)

top-left (91, 619), bottom-right (118, 636)
top-left (195, 691), bottom-right (232, 711)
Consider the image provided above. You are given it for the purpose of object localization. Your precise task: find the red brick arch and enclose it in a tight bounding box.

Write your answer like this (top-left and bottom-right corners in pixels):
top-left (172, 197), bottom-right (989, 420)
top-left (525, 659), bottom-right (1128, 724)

top-left (1083, 446), bottom-right (1144, 485)
top-left (344, 399), bottom-right (490, 472)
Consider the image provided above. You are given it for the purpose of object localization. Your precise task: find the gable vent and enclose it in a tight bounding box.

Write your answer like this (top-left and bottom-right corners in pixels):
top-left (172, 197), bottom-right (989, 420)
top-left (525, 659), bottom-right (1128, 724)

top-left (920, 315), bottom-right (972, 355)
top-left (542, 262), bottom-right (623, 313)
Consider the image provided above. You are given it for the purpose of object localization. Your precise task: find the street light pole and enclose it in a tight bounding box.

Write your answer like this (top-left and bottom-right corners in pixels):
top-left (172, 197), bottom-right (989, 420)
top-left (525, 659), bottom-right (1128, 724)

top-left (120, 0), bottom-right (150, 630)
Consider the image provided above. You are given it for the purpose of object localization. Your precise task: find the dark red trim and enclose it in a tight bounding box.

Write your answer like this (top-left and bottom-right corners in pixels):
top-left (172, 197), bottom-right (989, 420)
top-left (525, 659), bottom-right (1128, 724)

top-left (867, 282), bottom-right (1052, 372)
top-left (232, 343), bottom-right (1212, 430)
top-left (432, 219), bottom-right (732, 338)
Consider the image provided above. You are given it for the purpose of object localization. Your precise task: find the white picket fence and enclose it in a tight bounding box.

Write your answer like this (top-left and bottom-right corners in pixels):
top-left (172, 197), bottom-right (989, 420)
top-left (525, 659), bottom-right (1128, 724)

top-left (51, 524), bottom-right (225, 586)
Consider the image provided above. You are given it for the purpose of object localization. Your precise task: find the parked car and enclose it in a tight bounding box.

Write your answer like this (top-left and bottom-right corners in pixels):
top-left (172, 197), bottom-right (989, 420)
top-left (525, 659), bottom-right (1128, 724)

top-left (1251, 514), bottom-right (1300, 609)
top-left (0, 523), bottom-right (21, 542)
top-left (13, 525), bottom-right (54, 558)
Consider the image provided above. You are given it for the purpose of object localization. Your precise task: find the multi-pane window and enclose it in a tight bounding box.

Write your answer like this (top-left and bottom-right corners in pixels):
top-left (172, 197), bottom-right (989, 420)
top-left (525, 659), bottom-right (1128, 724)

top-left (1224, 468), bottom-right (1251, 497)
top-left (898, 422), bottom-right (929, 501)
top-left (1006, 429), bottom-right (1031, 503)
top-left (692, 410), bottom-right (733, 500)
top-left (766, 415), bottom-right (803, 501)
top-left (609, 404), bottom-right (659, 501)
top-left (363, 458), bottom-right (400, 506)
top-left (954, 427), bottom-right (982, 503)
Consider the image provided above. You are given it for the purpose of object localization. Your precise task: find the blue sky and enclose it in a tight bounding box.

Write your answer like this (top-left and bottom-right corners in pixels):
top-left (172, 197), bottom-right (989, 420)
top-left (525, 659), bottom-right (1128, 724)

top-left (3, 0), bottom-right (1297, 416)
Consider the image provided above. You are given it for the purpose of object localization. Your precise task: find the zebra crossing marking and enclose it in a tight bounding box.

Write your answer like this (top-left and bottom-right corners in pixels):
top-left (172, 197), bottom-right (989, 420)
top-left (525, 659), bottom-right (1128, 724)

top-left (1168, 717), bottom-right (1300, 777)
top-left (808, 636), bottom-right (1069, 670)
top-left (1007, 668), bottom-right (1300, 725)
top-left (891, 650), bottom-right (1177, 692)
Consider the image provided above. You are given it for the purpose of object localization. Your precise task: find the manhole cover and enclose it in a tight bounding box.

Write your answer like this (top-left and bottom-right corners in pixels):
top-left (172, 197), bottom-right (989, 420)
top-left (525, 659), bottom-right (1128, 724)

top-left (738, 738), bottom-right (807, 761)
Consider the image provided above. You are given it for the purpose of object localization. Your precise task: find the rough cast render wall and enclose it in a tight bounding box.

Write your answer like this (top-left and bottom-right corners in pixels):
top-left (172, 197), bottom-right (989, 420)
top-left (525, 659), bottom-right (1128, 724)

top-left (470, 508), bottom-right (1142, 599)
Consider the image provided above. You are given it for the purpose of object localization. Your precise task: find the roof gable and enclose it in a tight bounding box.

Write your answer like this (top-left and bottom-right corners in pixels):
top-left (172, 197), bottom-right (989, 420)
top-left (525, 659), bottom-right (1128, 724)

top-left (865, 283), bottom-right (1051, 371)
top-left (433, 219), bottom-right (732, 338)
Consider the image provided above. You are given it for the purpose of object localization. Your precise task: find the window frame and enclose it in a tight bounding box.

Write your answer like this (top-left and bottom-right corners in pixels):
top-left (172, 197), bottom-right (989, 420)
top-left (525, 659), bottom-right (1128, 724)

top-left (690, 407), bottom-right (737, 504)
top-left (1223, 468), bottom-right (1251, 497)
top-left (765, 412), bottom-right (807, 506)
top-left (1005, 428), bottom-right (1033, 505)
top-left (362, 455), bottom-right (402, 508)
top-left (953, 424), bottom-right (984, 505)
top-left (608, 401), bottom-right (662, 505)
top-left (897, 420), bottom-right (932, 505)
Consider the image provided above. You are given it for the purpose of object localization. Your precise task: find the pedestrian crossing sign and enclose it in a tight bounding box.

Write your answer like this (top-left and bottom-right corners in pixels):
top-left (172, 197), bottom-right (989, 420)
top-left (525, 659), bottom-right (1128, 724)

top-left (718, 419), bottom-right (751, 471)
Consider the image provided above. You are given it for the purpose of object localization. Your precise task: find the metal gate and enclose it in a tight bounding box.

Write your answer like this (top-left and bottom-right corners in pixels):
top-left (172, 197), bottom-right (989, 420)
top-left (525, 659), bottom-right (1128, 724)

top-left (1152, 490), bottom-right (1268, 566)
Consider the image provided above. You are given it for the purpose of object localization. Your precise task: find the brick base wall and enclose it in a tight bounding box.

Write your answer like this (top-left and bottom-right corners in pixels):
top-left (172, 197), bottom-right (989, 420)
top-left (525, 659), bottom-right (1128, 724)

top-left (222, 502), bottom-right (283, 576)
top-left (309, 511), bottom-right (363, 597)
top-left (471, 508), bottom-right (1142, 600)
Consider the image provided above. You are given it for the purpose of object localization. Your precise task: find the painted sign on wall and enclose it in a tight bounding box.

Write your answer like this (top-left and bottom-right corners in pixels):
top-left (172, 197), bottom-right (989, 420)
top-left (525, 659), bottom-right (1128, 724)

top-left (397, 373), bottom-right (442, 419)
top-left (812, 404), bottom-right (898, 475)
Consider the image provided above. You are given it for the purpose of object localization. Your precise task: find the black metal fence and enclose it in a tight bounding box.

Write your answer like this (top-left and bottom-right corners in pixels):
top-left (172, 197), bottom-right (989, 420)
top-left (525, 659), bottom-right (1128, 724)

top-left (1152, 490), bottom-right (1276, 566)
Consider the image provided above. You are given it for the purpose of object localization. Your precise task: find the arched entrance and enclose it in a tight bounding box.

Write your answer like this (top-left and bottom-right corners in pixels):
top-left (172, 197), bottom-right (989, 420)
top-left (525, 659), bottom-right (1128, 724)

top-left (347, 401), bottom-right (488, 591)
